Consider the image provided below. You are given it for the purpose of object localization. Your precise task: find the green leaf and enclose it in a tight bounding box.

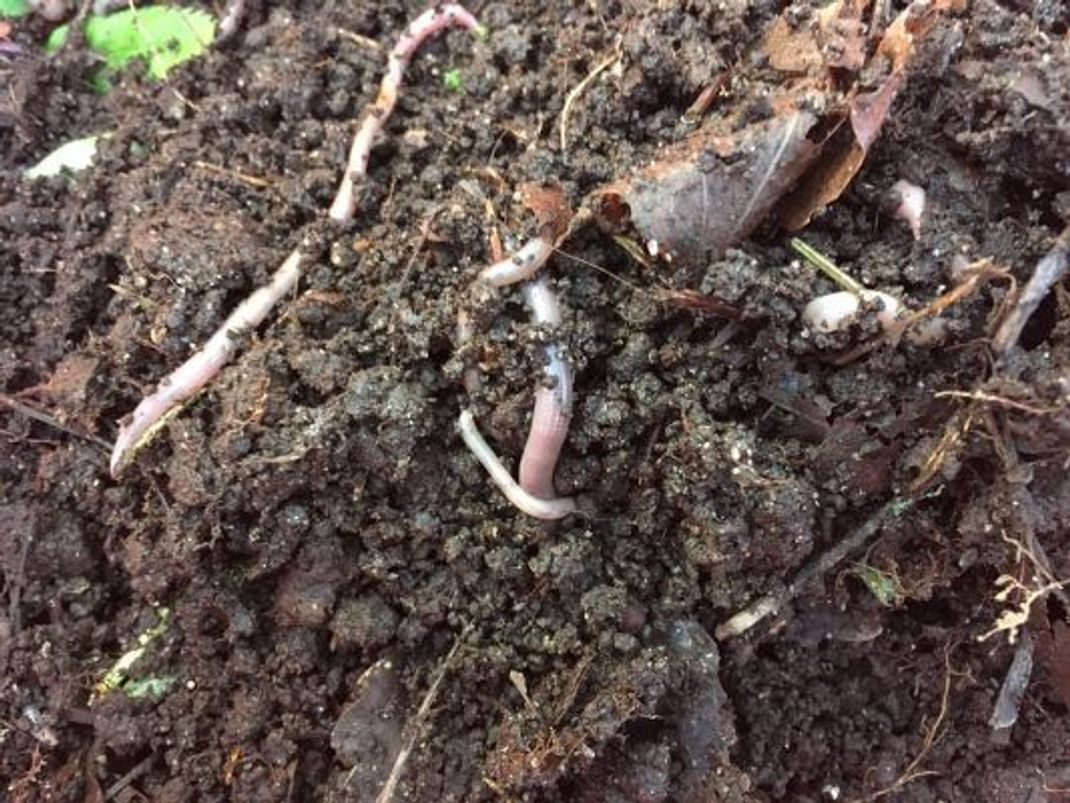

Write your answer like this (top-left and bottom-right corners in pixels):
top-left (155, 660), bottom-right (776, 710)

top-left (443, 68), bottom-right (464, 92)
top-left (46, 6), bottom-right (216, 84)
top-left (97, 607), bottom-right (171, 694)
top-left (857, 565), bottom-right (902, 607)
top-left (0, 0), bottom-right (30, 19)
top-left (123, 675), bottom-right (176, 699)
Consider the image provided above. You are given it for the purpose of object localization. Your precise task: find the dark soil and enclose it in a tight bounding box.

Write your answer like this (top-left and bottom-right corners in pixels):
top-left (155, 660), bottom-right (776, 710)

top-left (2, 1), bottom-right (1069, 801)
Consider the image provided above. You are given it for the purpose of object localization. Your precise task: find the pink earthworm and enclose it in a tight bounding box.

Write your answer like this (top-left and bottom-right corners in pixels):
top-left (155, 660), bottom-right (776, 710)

top-left (458, 410), bottom-right (577, 520)
top-left (890, 179), bottom-right (925, 239)
top-left (109, 248), bottom-right (303, 476)
top-left (329, 3), bottom-right (485, 223)
top-left (458, 273), bottom-right (576, 518)
top-left (216, 0), bottom-right (247, 43)
top-left (518, 278), bottom-right (573, 499)
top-left (110, 5), bottom-right (486, 475)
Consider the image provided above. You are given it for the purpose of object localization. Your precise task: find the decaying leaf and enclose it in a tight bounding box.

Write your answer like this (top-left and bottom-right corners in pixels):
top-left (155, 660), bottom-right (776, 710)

top-left (520, 181), bottom-right (572, 241)
top-left (591, 0), bottom-right (958, 268)
top-left (594, 107), bottom-right (827, 270)
top-left (780, 0), bottom-right (961, 229)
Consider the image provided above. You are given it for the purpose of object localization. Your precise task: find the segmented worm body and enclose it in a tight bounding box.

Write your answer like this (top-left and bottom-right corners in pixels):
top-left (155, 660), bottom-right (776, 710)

top-left (110, 248), bottom-right (303, 475)
top-left (329, 3), bottom-right (483, 223)
top-left (458, 410), bottom-right (577, 520)
top-left (111, 4), bottom-right (483, 475)
top-left (518, 278), bottom-right (573, 499)
top-left (479, 235), bottom-right (554, 287)
top-left (457, 251), bottom-right (578, 518)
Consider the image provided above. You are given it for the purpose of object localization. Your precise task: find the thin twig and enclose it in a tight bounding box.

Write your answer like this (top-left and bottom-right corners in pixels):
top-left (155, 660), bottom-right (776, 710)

top-left (103, 752), bottom-right (156, 801)
top-left (933, 390), bottom-right (1059, 416)
top-left (558, 40), bottom-right (621, 154)
top-left (993, 225), bottom-right (1070, 358)
top-left (716, 494), bottom-right (928, 639)
top-left (0, 393), bottom-right (111, 451)
top-left (337, 28), bottom-right (384, 51)
top-left (193, 160), bottom-right (274, 188)
top-left (365, 625), bottom-right (473, 803)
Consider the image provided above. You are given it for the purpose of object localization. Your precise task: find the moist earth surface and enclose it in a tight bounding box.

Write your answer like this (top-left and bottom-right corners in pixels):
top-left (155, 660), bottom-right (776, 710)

top-left (2, 0), bottom-right (1069, 801)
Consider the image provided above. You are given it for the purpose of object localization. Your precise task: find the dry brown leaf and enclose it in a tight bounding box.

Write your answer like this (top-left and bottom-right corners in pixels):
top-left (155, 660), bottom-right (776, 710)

top-left (814, 0), bottom-right (871, 71)
top-left (594, 108), bottom-right (827, 268)
top-left (519, 182), bottom-right (572, 240)
top-left (765, 0), bottom-right (871, 74)
top-left (779, 0), bottom-right (958, 230)
top-left (764, 15), bottom-right (825, 74)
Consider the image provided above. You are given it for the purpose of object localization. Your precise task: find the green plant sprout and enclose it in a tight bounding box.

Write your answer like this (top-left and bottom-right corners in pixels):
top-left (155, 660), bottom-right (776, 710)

top-left (46, 6), bottom-right (216, 90)
top-left (854, 563), bottom-right (903, 607)
top-left (96, 606), bottom-right (171, 697)
top-left (791, 237), bottom-right (864, 295)
top-left (0, 0), bottom-right (30, 18)
top-left (123, 675), bottom-right (177, 699)
top-left (443, 67), bottom-right (463, 92)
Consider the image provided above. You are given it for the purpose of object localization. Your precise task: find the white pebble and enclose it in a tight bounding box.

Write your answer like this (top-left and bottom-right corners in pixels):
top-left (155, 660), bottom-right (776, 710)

top-left (802, 290), bottom-right (900, 333)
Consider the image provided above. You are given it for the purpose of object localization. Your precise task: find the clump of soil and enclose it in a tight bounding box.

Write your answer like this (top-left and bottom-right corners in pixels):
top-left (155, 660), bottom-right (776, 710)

top-left (2, 1), bottom-right (1069, 801)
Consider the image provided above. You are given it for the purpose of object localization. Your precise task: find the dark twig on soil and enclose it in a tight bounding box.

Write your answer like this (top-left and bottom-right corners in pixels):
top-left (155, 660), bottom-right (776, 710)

top-left (0, 392), bottom-right (110, 451)
top-left (103, 752), bottom-right (156, 801)
top-left (716, 494), bottom-right (927, 639)
top-left (7, 521), bottom-right (32, 637)
top-left (992, 224), bottom-right (1070, 359)
top-left (362, 625), bottom-right (472, 803)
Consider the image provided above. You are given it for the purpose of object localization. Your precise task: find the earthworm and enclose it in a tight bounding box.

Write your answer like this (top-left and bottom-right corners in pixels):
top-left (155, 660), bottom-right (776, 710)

top-left (329, 3), bottom-right (484, 223)
top-left (458, 410), bottom-right (577, 520)
top-left (216, 0), bottom-right (247, 44)
top-left (518, 278), bottom-right (573, 499)
top-left (478, 234), bottom-right (554, 287)
top-left (109, 248), bottom-right (303, 476)
top-left (890, 178), bottom-right (925, 239)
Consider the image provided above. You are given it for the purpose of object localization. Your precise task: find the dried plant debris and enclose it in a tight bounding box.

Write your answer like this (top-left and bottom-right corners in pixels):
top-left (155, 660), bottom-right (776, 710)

top-left (595, 108), bottom-right (826, 271)
top-left (780, 0), bottom-right (963, 229)
top-left (484, 620), bottom-right (735, 799)
top-left (593, 0), bottom-right (960, 269)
